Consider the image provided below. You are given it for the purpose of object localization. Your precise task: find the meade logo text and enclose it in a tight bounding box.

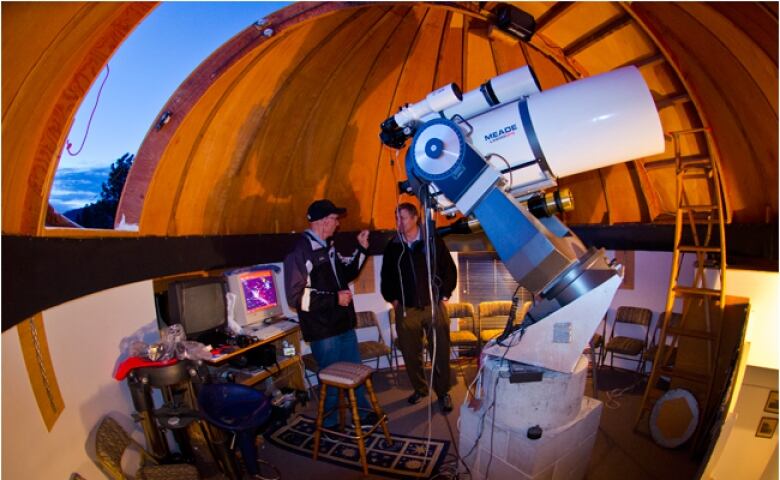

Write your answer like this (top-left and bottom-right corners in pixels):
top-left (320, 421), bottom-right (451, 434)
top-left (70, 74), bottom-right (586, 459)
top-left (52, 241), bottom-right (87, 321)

top-left (484, 124), bottom-right (518, 143)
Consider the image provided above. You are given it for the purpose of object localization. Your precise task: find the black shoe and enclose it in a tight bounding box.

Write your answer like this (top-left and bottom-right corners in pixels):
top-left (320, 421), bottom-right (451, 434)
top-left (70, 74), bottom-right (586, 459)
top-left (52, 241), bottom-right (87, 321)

top-left (358, 412), bottom-right (380, 431)
top-left (438, 394), bottom-right (453, 413)
top-left (407, 391), bottom-right (428, 405)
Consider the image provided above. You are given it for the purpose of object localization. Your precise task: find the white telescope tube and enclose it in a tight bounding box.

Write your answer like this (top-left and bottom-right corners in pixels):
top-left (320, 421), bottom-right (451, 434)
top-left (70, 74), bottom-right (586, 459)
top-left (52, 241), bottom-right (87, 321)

top-left (393, 65), bottom-right (541, 128)
top-left (394, 83), bottom-right (462, 127)
top-left (443, 66), bottom-right (540, 121)
top-left (464, 65), bottom-right (663, 191)
top-left (527, 66), bottom-right (664, 177)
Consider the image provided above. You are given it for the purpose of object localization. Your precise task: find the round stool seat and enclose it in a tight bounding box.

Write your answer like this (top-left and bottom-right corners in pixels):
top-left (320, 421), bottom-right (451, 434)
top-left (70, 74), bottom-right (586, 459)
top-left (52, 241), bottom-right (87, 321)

top-left (318, 362), bottom-right (374, 387)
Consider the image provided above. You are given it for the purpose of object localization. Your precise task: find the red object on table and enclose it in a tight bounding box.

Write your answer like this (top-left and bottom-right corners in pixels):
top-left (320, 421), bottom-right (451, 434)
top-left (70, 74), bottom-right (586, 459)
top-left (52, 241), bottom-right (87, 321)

top-left (114, 356), bottom-right (178, 381)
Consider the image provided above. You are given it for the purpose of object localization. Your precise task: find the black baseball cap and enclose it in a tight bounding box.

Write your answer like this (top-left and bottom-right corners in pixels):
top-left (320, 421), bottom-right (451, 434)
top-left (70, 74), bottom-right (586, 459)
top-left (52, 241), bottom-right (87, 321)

top-left (306, 199), bottom-right (346, 222)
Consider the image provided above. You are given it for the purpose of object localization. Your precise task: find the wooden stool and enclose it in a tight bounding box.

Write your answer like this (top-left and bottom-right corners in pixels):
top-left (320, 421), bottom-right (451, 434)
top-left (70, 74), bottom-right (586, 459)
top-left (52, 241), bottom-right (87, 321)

top-left (312, 361), bottom-right (392, 475)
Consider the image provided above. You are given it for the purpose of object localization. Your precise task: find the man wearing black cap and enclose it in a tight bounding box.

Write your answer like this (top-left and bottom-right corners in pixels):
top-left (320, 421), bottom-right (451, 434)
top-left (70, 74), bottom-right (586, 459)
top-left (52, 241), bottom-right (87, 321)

top-left (284, 199), bottom-right (375, 429)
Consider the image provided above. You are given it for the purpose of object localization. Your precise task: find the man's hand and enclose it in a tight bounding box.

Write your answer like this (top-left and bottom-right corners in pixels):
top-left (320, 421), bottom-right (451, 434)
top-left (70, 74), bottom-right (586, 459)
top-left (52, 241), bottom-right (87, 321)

top-left (357, 230), bottom-right (369, 249)
top-left (337, 290), bottom-right (353, 306)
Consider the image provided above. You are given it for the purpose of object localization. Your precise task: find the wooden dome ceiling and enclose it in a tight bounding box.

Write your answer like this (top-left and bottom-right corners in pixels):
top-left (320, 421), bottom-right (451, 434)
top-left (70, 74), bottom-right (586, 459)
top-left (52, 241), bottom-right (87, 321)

top-left (2, 2), bottom-right (777, 327)
top-left (115, 2), bottom-right (777, 236)
top-left (3, 2), bottom-right (777, 237)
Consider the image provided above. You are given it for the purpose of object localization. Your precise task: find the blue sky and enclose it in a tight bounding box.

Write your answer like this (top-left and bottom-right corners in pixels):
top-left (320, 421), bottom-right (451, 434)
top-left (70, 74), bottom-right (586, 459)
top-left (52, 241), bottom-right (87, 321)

top-left (50, 2), bottom-right (289, 213)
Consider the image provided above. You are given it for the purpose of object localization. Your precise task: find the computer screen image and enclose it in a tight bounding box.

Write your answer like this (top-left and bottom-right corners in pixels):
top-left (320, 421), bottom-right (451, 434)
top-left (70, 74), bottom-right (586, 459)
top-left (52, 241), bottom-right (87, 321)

top-left (167, 277), bottom-right (228, 341)
top-left (225, 265), bottom-right (284, 327)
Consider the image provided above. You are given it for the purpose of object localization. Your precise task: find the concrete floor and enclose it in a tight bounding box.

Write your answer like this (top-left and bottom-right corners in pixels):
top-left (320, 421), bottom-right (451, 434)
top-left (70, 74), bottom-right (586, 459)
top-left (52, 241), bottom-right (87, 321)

top-left (244, 362), bottom-right (703, 479)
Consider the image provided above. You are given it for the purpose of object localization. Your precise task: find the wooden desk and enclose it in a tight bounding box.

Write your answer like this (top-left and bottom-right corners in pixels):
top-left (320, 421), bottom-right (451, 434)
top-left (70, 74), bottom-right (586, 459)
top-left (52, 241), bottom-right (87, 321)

top-left (205, 320), bottom-right (305, 390)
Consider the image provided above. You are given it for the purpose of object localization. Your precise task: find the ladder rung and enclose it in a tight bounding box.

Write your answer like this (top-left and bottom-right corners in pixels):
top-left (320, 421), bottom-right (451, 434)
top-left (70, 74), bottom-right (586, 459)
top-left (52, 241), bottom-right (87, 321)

top-left (680, 159), bottom-right (713, 169)
top-left (655, 93), bottom-right (691, 109)
top-left (681, 173), bottom-right (711, 180)
top-left (654, 215), bottom-right (722, 225)
top-left (674, 286), bottom-right (722, 297)
top-left (677, 246), bottom-right (721, 253)
top-left (639, 390), bottom-right (666, 412)
top-left (659, 367), bottom-right (710, 384)
top-left (666, 326), bottom-right (717, 340)
top-left (680, 204), bottom-right (718, 212)
top-left (645, 155), bottom-right (708, 170)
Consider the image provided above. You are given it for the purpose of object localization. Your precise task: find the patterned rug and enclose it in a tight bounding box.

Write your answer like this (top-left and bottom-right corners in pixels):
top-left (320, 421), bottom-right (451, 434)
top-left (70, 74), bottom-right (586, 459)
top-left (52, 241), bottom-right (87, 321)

top-left (267, 415), bottom-right (449, 478)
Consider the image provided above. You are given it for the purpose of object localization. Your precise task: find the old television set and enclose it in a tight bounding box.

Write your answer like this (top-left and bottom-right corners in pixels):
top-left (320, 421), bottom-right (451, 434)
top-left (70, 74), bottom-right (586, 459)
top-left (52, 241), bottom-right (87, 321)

top-left (225, 265), bottom-right (284, 327)
top-left (167, 277), bottom-right (229, 343)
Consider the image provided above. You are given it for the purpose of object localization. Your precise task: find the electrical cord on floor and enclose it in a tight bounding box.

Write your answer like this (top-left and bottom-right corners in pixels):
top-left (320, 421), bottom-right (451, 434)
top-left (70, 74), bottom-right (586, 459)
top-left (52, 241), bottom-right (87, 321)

top-left (430, 413), bottom-right (470, 480)
top-left (603, 372), bottom-right (645, 409)
top-left (252, 459), bottom-right (281, 480)
top-left (449, 345), bottom-right (478, 400)
top-left (460, 362), bottom-right (501, 463)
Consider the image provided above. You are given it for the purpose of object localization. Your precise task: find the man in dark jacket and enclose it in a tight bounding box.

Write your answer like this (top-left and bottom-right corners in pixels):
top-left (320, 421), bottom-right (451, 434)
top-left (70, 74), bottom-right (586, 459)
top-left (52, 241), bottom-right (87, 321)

top-left (380, 202), bottom-right (457, 412)
top-left (284, 199), bottom-right (374, 428)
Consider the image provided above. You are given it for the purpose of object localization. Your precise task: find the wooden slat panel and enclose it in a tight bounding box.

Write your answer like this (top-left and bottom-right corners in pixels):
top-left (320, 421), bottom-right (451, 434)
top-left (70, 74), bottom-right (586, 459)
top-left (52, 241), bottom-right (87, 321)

top-left (563, 14), bottom-right (632, 57)
top-left (682, 3), bottom-right (777, 115)
top-left (573, 24), bottom-right (656, 75)
top-left (2, 2), bottom-right (154, 235)
top-left (309, 7), bottom-right (407, 231)
top-left (523, 41), bottom-right (569, 90)
top-left (633, 161), bottom-right (665, 220)
top-left (463, 17), bottom-right (497, 90)
top-left (1, 2), bottom-right (84, 114)
top-left (121, 3), bottom-right (364, 228)
top-left (330, 6), bottom-right (422, 232)
top-left (641, 61), bottom-right (684, 99)
top-left (434, 12), bottom-right (465, 90)
top-left (219, 17), bottom-right (358, 235)
top-left (532, 2), bottom-right (576, 31)
top-left (633, 3), bottom-right (777, 223)
top-left (559, 170), bottom-right (609, 224)
top-left (141, 28), bottom-right (275, 234)
top-left (600, 162), bottom-right (647, 223)
top-left (251, 10), bottom-right (382, 233)
top-left (710, 3), bottom-right (777, 62)
top-left (259, 8), bottom-right (389, 233)
top-left (488, 21), bottom-right (529, 73)
top-left (353, 255), bottom-right (376, 294)
top-left (537, 2), bottom-right (620, 47)
top-left (17, 315), bottom-right (64, 431)
top-left (370, 7), bottom-right (447, 230)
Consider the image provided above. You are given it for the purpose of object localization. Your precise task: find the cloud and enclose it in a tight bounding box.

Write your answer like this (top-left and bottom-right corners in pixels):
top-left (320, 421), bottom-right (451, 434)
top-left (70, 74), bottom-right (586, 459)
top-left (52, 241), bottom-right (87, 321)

top-left (52, 198), bottom-right (99, 210)
top-left (49, 166), bottom-right (108, 212)
top-left (49, 186), bottom-right (97, 197)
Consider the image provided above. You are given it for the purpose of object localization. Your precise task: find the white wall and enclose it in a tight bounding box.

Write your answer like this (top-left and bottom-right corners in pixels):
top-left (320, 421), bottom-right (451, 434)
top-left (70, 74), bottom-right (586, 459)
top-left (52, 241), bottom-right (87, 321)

top-left (2, 280), bottom-right (159, 480)
top-left (723, 269), bottom-right (779, 370)
top-left (705, 366), bottom-right (779, 479)
top-left (699, 268), bottom-right (780, 478)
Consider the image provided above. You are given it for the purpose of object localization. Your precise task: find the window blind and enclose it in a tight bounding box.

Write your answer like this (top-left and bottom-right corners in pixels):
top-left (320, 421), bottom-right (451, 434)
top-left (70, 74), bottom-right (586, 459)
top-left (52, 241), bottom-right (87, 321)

top-left (458, 252), bottom-right (524, 305)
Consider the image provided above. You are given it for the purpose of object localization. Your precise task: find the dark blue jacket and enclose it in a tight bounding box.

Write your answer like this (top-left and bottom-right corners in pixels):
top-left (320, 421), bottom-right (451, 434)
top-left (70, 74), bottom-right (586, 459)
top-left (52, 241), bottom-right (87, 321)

top-left (284, 232), bottom-right (366, 342)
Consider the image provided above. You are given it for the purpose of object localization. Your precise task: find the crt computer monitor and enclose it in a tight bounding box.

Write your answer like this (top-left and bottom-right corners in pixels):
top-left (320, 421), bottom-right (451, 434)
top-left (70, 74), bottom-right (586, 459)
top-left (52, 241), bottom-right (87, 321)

top-left (167, 277), bottom-right (228, 341)
top-left (224, 265), bottom-right (283, 327)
